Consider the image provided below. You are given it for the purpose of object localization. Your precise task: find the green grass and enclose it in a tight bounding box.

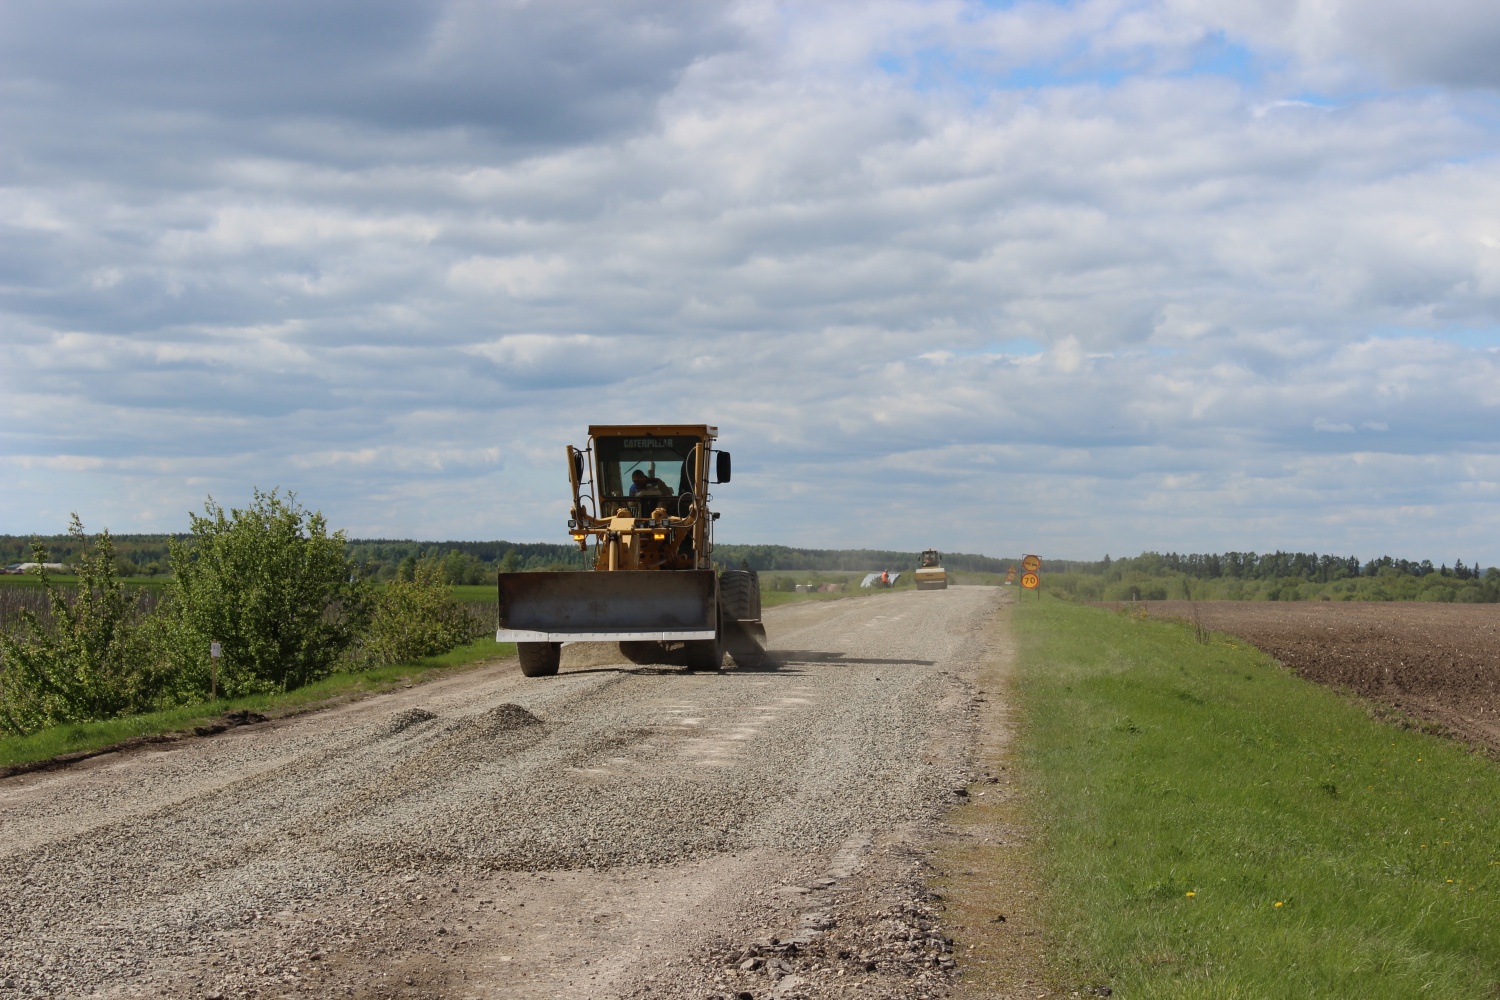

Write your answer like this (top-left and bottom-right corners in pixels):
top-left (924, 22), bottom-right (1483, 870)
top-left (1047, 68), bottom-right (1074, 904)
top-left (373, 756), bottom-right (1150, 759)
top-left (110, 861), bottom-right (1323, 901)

top-left (1015, 597), bottom-right (1500, 998)
top-left (451, 583), bottom-right (494, 603)
top-left (0, 573), bottom-right (168, 590)
top-left (0, 637), bottom-right (514, 769)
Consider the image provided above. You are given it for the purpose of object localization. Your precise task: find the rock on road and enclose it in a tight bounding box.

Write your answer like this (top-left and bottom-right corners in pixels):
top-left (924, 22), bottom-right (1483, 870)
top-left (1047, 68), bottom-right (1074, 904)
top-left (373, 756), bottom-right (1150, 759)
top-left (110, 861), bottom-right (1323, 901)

top-left (0, 586), bottom-right (1005, 999)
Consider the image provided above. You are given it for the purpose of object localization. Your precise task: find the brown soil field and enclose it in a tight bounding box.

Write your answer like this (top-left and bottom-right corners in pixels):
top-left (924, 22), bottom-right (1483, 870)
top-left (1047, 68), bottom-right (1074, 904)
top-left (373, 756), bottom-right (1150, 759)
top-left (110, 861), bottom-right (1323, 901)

top-left (1107, 601), bottom-right (1500, 753)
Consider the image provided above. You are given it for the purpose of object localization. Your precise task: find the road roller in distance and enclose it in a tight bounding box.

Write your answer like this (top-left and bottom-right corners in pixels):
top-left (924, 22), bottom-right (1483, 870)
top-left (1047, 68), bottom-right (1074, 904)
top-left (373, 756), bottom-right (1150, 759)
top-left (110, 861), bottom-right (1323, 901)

top-left (915, 549), bottom-right (948, 590)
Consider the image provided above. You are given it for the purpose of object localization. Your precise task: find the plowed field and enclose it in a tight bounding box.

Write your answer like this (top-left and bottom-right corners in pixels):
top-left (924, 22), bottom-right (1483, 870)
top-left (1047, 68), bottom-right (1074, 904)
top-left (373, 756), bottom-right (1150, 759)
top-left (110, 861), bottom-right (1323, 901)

top-left (1111, 601), bottom-right (1500, 752)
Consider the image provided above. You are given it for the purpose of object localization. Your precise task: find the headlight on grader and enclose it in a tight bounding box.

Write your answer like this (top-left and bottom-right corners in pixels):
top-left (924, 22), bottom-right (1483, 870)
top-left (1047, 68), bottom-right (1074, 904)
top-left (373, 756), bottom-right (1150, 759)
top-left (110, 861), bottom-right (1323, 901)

top-left (572, 533), bottom-right (587, 541)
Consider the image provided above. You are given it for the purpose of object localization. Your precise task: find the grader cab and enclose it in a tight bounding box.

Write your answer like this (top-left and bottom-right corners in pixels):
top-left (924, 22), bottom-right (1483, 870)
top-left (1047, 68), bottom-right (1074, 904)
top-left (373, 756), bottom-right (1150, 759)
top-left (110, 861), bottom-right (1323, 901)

top-left (496, 425), bottom-right (767, 676)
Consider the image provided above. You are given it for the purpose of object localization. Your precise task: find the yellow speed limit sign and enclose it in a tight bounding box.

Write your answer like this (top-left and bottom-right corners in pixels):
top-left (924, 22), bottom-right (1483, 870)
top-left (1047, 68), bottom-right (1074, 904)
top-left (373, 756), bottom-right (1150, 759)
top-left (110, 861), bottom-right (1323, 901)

top-left (1022, 554), bottom-right (1041, 573)
top-left (1021, 572), bottom-right (1040, 590)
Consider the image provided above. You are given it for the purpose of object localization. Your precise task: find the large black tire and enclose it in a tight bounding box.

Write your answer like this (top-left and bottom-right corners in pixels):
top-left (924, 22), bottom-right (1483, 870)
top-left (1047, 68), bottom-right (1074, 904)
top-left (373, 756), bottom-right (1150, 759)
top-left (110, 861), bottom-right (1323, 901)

top-left (720, 570), bottom-right (766, 668)
top-left (518, 642), bottom-right (561, 677)
top-left (725, 619), bottom-right (768, 668)
top-left (683, 618), bottom-right (725, 672)
top-left (684, 638), bottom-right (724, 671)
top-left (719, 570), bottom-right (761, 621)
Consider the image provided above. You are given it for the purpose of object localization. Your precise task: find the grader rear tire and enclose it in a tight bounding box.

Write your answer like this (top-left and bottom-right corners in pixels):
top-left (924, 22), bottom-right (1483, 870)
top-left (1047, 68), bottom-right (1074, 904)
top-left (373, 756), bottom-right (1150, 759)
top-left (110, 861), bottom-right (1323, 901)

top-left (518, 641), bottom-right (561, 677)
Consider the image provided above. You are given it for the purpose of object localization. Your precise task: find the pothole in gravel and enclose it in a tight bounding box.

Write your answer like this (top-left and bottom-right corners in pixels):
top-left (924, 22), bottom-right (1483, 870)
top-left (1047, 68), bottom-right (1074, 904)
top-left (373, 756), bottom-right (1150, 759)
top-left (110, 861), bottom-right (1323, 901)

top-left (378, 708), bottom-right (438, 736)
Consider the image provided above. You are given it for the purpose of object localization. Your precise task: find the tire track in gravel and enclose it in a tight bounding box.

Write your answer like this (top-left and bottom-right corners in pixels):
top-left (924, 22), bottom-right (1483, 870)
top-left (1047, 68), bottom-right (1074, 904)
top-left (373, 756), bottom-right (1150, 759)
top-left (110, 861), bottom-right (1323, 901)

top-left (0, 586), bottom-right (1002, 1000)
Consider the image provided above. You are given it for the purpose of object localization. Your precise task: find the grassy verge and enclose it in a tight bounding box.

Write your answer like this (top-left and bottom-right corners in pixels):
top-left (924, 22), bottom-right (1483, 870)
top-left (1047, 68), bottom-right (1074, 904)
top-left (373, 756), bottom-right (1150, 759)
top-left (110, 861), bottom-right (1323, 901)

top-left (1016, 597), bottom-right (1500, 997)
top-left (0, 637), bottom-right (514, 770)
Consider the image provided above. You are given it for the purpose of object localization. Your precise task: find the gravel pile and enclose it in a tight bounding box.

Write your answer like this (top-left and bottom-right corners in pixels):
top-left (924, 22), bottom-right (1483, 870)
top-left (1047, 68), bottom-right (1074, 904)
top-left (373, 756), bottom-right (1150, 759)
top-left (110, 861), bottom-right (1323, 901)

top-left (0, 587), bottom-right (999, 999)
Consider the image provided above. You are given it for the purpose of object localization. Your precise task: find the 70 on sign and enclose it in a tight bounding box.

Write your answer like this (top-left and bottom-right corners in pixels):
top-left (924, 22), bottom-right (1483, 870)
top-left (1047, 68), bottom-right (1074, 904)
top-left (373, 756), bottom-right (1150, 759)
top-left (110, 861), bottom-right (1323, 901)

top-left (1021, 555), bottom-right (1042, 595)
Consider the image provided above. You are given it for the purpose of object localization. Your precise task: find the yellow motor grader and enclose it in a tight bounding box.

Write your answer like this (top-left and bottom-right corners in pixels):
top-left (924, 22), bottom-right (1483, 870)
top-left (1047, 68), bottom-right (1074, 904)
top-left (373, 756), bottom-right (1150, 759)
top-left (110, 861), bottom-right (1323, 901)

top-left (914, 549), bottom-right (948, 590)
top-left (495, 424), bottom-right (767, 676)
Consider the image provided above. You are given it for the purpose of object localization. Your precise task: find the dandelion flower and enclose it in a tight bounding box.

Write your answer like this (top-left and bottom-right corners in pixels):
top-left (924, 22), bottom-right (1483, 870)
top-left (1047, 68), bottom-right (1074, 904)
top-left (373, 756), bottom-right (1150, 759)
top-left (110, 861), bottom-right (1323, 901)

top-left (1274, 901), bottom-right (1283, 908)
top-left (1185, 891), bottom-right (1195, 898)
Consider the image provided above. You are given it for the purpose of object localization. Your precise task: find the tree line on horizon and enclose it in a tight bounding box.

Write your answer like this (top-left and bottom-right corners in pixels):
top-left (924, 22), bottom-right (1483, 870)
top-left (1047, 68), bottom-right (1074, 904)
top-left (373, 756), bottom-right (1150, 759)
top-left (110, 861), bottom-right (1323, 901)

top-left (3, 534), bottom-right (1489, 586)
top-left (1059, 550), bottom-right (1491, 582)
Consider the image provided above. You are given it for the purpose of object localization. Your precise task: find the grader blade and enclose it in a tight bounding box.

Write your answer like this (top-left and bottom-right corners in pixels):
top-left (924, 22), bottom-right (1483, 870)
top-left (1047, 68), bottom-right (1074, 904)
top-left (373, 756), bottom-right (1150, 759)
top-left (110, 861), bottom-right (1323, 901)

top-left (496, 570), bottom-right (718, 642)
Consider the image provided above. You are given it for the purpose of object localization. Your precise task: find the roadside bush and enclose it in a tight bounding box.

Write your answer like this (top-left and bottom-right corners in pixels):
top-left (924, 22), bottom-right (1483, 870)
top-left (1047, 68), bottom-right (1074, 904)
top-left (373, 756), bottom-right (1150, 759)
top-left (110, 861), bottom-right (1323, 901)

top-left (356, 560), bottom-right (477, 668)
top-left (0, 517), bottom-right (159, 735)
top-left (154, 490), bottom-right (369, 698)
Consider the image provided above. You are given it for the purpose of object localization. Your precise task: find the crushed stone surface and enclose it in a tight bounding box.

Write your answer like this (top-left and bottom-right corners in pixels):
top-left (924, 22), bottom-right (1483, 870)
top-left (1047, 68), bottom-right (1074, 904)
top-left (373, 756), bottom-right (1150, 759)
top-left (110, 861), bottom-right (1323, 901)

top-left (0, 586), bottom-right (1002, 999)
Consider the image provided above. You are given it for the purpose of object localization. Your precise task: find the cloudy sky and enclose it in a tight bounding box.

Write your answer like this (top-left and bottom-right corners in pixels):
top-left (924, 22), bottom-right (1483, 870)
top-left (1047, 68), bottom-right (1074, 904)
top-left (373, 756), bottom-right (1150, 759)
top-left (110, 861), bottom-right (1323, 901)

top-left (3, 0), bottom-right (1499, 562)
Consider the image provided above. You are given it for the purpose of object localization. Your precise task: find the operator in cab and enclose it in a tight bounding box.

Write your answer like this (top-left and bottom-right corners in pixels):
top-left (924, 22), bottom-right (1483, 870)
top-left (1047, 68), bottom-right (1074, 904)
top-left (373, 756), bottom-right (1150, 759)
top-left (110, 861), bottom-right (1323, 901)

top-left (629, 469), bottom-right (672, 497)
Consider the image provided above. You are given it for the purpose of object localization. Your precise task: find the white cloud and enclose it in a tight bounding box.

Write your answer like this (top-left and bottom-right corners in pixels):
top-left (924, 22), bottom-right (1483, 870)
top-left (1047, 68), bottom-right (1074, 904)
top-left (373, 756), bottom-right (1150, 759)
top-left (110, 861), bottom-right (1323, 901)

top-left (1, 0), bottom-right (1498, 561)
top-left (448, 255), bottom-right (570, 298)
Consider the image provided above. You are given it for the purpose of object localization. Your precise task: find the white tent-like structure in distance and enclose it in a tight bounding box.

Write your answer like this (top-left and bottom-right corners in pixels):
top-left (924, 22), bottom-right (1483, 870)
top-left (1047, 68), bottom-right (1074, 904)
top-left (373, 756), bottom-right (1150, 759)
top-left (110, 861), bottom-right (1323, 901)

top-left (860, 572), bottom-right (901, 588)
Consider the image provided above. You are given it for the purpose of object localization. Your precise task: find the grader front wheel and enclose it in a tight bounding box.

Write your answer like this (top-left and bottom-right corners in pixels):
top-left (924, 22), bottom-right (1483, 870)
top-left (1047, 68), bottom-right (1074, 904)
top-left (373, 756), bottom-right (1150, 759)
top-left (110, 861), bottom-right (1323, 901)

top-left (725, 620), bottom-right (768, 668)
top-left (719, 570), bottom-right (767, 668)
top-left (518, 642), bottom-right (561, 677)
top-left (684, 629), bottom-right (725, 671)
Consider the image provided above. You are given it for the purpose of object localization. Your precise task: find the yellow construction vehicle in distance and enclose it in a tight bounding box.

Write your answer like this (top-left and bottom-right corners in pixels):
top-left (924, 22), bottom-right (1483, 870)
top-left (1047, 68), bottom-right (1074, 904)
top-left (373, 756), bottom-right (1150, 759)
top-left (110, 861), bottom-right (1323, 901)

top-left (495, 424), bottom-right (766, 676)
top-left (914, 549), bottom-right (948, 590)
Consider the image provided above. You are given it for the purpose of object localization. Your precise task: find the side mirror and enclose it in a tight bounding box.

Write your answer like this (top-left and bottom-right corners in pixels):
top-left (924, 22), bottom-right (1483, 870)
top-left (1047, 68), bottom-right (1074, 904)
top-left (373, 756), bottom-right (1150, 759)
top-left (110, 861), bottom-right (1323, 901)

top-left (716, 451), bottom-right (731, 484)
top-left (567, 446), bottom-right (585, 490)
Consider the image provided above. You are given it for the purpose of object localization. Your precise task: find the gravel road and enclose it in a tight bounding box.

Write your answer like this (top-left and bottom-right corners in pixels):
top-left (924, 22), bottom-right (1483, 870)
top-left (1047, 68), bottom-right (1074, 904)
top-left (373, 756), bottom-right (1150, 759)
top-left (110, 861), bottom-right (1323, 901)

top-left (0, 586), bottom-right (1003, 1000)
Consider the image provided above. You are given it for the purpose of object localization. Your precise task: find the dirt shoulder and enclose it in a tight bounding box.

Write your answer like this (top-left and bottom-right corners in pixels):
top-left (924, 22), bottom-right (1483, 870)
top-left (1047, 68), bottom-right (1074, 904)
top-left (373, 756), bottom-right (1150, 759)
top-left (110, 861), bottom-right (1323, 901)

top-left (929, 593), bottom-right (1057, 999)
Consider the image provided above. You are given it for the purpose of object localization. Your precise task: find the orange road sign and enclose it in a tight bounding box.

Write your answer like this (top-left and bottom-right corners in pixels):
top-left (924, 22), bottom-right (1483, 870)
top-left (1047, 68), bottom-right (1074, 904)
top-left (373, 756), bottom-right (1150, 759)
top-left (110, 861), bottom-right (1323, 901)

top-left (1021, 572), bottom-right (1039, 590)
top-left (1022, 554), bottom-right (1041, 572)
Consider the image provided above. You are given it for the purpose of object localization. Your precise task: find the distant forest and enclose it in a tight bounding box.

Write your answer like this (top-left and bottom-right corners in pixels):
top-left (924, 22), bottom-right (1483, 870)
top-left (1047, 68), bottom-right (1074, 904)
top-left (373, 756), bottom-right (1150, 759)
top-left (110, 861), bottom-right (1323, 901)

top-left (1049, 551), bottom-right (1498, 604)
top-left (1055, 550), bottom-right (1491, 582)
top-left (1, 534), bottom-right (1009, 582)
top-left (2, 534), bottom-right (1490, 589)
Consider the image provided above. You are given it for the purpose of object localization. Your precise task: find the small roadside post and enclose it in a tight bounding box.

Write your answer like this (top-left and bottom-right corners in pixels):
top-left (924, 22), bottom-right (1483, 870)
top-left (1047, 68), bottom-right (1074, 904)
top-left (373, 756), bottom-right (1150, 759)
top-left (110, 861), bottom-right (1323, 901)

top-left (210, 641), bottom-right (222, 701)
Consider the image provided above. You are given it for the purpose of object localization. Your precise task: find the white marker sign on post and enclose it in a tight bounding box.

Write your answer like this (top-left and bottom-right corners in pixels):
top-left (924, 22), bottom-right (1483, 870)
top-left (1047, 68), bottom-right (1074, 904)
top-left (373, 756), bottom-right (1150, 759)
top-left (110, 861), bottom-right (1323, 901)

top-left (210, 641), bottom-right (222, 700)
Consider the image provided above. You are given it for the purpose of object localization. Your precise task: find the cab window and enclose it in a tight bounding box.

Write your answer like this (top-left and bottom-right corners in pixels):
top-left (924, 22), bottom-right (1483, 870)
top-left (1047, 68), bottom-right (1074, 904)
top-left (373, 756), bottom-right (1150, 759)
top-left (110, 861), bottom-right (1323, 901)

top-left (594, 436), bottom-right (698, 497)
